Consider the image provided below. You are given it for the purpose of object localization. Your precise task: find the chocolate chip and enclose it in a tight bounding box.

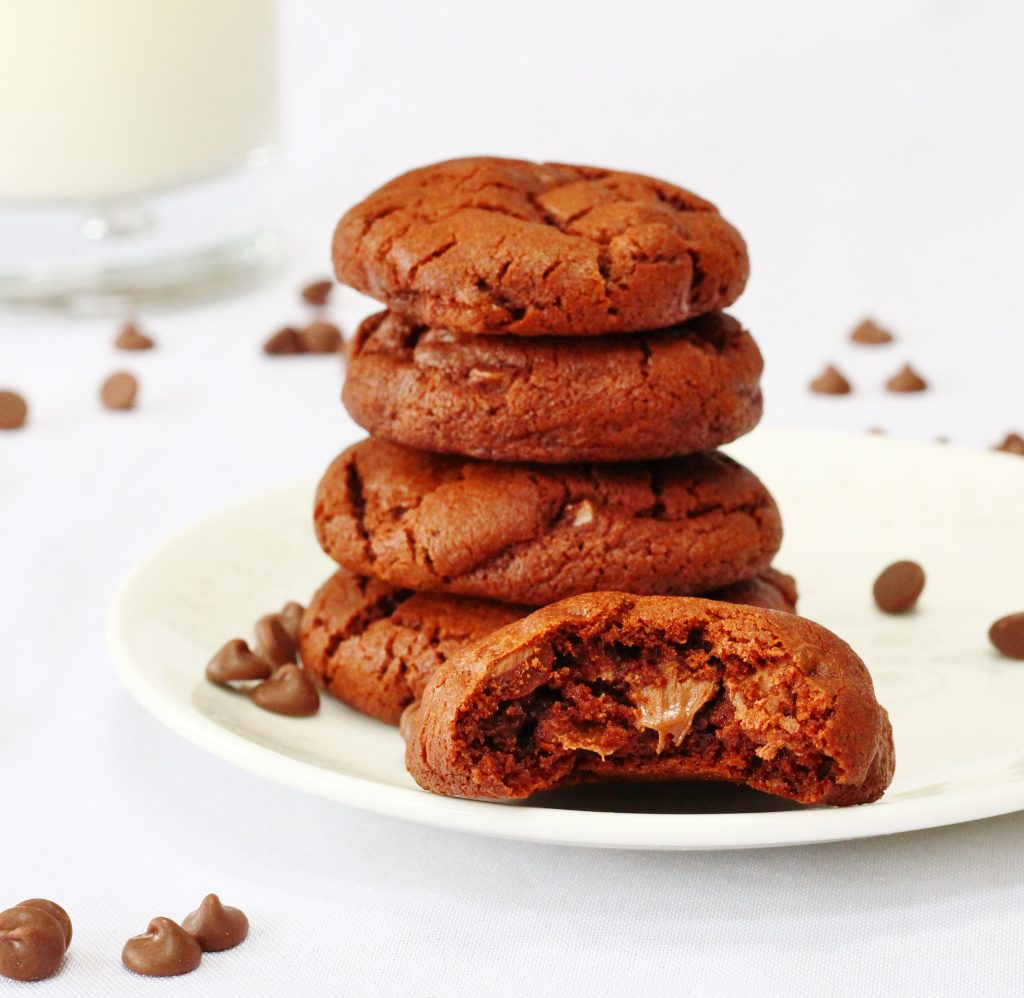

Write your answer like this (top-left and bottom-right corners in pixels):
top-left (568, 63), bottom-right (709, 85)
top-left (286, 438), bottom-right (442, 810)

top-left (0, 390), bottom-right (28, 430)
top-left (15, 901), bottom-right (71, 949)
top-left (850, 318), bottom-right (894, 345)
top-left (867, 427), bottom-right (886, 435)
top-left (115, 321), bottom-right (155, 351)
top-left (873, 560), bottom-right (926, 613)
top-left (301, 279), bottom-right (333, 307)
top-left (181, 895), bottom-right (248, 952)
top-left (989, 613), bottom-right (1024, 660)
top-left (122, 917), bottom-right (202, 978)
top-left (0, 906), bottom-right (66, 982)
top-left (254, 614), bottom-right (297, 667)
top-left (300, 320), bottom-right (343, 354)
top-left (809, 364), bottom-right (852, 395)
top-left (100, 372), bottom-right (138, 410)
top-left (279, 602), bottom-right (305, 646)
top-left (994, 432), bottom-right (1024, 456)
top-left (206, 639), bottom-right (273, 685)
top-left (263, 327), bottom-right (303, 355)
top-left (885, 364), bottom-right (928, 393)
top-left (250, 665), bottom-right (320, 717)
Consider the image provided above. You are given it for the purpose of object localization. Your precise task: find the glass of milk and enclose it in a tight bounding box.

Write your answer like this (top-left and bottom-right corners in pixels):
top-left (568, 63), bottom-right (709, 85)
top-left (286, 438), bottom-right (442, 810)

top-left (0, 0), bottom-right (281, 311)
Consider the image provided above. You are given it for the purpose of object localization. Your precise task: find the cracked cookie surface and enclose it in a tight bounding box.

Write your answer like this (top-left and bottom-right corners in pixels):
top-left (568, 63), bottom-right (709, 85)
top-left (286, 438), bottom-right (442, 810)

top-left (343, 310), bottom-right (763, 463)
top-left (332, 157), bottom-right (749, 336)
top-left (404, 592), bottom-right (894, 806)
top-left (299, 567), bottom-right (798, 725)
top-left (313, 439), bottom-right (782, 605)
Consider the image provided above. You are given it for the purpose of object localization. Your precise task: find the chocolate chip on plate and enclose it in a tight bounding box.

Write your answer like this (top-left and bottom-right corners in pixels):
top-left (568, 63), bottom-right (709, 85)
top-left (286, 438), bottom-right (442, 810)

top-left (873, 560), bottom-right (926, 614)
top-left (279, 602), bottom-right (305, 645)
top-left (0, 390), bottom-right (28, 430)
top-left (0, 905), bottom-right (67, 982)
top-left (206, 639), bottom-right (273, 685)
top-left (994, 432), bottom-right (1024, 455)
top-left (809, 364), bottom-right (852, 395)
top-left (254, 614), bottom-right (297, 667)
top-left (989, 613), bottom-right (1024, 660)
top-left (15, 900), bottom-right (72, 949)
top-left (182, 895), bottom-right (248, 952)
top-left (122, 917), bottom-right (202, 978)
top-left (885, 364), bottom-right (928, 393)
top-left (850, 318), bottom-right (893, 345)
top-left (299, 320), bottom-right (343, 354)
top-left (263, 326), bottom-right (303, 355)
top-left (300, 279), bottom-right (333, 307)
top-left (115, 321), bottom-right (155, 351)
top-left (250, 665), bottom-right (320, 717)
top-left (100, 372), bottom-right (139, 411)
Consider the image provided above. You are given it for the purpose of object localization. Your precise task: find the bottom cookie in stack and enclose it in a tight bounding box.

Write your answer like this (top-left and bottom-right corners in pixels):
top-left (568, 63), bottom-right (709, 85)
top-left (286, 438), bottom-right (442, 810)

top-left (298, 567), bottom-right (798, 726)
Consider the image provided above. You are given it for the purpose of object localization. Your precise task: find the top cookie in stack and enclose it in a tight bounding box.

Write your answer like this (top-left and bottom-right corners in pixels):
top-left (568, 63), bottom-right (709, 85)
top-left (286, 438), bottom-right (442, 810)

top-left (301, 157), bottom-right (789, 725)
top-left (335, 157), bottom-right (758, 464)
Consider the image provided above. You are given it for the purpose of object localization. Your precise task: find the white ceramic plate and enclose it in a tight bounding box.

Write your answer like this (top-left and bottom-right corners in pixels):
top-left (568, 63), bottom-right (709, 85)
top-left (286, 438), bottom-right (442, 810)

top-left (108, 429), bottom-right (1024, 850)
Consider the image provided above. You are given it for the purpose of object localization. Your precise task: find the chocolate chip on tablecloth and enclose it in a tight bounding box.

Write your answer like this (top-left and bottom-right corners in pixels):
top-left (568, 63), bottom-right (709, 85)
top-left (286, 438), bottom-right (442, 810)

top-left (15, 900), bottom-right (72, 949)
top-left (0, 390), bottom-right (28, 430)
top-left (182, 895), bottom-right (248, 952)
top-left (850, 318), bottom-right (894, 345)
top-left (885, 364), bottom-right (928, 393)
top-left (115, 321), bottom-right (155, 351)
top-left (809, 364), bottom-right (852, 395)
top-left (989, 613), bottom-right (1024, 660)
top-left (122, 917), bottom-right (202, 978)
top-left (994, 432), bottom-right (1024, 455)
top-left (299, 320), bottom-right (343, 354)
top-left (100, 372), bottom-right (139, 410)
top-left (873, 560), bottom-right (926, 614)
top-left (301, 279), bottom-right (333, 307)
top-left (250, 665), bottom-right (320, 716)
top-left (263, 326), bottom-right (303, 355)
top-left (0, 905), bottom-right (67, 982)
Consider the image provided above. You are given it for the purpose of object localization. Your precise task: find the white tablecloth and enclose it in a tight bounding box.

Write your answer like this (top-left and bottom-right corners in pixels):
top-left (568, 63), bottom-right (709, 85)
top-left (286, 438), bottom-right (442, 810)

top-left (3, 2), bottom-right (1023, 994)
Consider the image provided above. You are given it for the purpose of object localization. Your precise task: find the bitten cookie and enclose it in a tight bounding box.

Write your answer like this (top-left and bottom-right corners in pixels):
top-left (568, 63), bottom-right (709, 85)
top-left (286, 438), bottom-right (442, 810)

top-left (342, 311), bottom-right (763, 463)
top-left (405, 593), bottom-right (894, 807)
top-left (299, 567), bottom-right (798, 726)
top-left (314, 439), bottom-right (783, 606)
top-left (332, 157), bottom-right (748, 336)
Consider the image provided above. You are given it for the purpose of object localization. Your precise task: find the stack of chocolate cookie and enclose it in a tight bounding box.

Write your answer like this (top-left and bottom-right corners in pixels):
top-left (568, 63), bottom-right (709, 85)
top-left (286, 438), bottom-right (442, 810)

top-left (299, 157), bottom-right (793, 728)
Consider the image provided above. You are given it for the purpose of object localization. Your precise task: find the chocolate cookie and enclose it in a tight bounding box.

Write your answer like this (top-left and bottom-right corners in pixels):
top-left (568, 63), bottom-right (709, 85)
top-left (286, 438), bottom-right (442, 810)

top-left (332, 157), bottom-right (748, 336)
top-left (405, 593), bottom-right (894, 806)
top-left (342, 311), bottom-right (763, 463)
top-left (299, 567), bottom-right (798, 725)
top-left (314, 439), bottom-right (783, 606)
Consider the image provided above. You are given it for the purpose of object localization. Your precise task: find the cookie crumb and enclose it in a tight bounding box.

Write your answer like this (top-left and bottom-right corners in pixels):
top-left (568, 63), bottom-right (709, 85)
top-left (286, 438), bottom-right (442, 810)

top-left (989, 613), bottom-right (1024, 660)
top-left (872, 560), bottom-right (925, 614)
top-left (0, 390), bottom-right (28, 430)
top-left (300, 279), bottom-right (333, 307)
top-left (994, 432), bottom-right (1024, 455)
top-left (850, 318), bottom-right (893, 345)
top-left (114, 321), bottom-right (155, 351)
top-left (885, 364), bottom-right (928, 393)
top-left (100, 372), bottom-right (138, 411)
top-left (809, 364), bottom-right (851, 395)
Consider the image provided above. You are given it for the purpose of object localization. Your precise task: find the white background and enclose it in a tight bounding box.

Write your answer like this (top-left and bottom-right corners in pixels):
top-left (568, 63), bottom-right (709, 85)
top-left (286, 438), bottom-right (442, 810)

top-left (2, 1), bottom-right (1023, 994)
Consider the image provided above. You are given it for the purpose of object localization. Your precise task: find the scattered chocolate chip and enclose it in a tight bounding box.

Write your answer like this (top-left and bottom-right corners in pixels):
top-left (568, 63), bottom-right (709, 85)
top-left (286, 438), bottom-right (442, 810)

top-left (885, 364), bottom-right (928, 393)
top-left (15, 901), bottom-right (71, 949)
top-left (867, 427), bottom-right (886, 435)
top-left (279, 602), bottom-right (304, 645)
top-left (300, 320), bottom-right (343, 354)
top-left (300, 279), bottom-right (333, 307)
top-left (0, 906), bottom-right (66, 982)
top-left (0, 390), bottom-right (28, 430)
top-left (989, 613), bottom-right (1024, 660)
top-left (934, 436), bottom-right (950, 445)
top-left (263, 327), bottom-right (303, 355)
top-left (100, 371), bottom-right (138, 411)
top-left (994, 432), bottom-right (1024, 455)
top-left (809, 364), bottom-right (852, 395)
top-left (182, 895), bottom-right (248, 952)
top-left (873, 560), bottom-right (926, 614)
top-left (255, 614), bottom-right (297, 667)
top-left (850, 319), bottom-right (894, 345)
top-left (122, 917), bottom-right (202, 978)
top-left (115, 321), bottom-right (155, 351)
top-left (206, 639), bottom-right (273, 685)
top-left (250, 665), bottom-right (320, 717)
